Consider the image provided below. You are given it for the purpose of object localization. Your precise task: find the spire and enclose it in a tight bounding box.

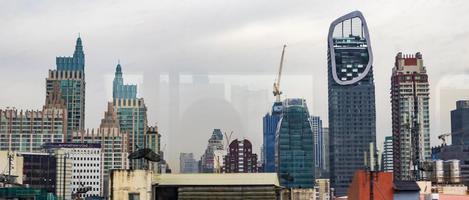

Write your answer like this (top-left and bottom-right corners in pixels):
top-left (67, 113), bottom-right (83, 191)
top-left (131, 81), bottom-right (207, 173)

top-left (100, 102), bottom-right (120, 129)
top-left (74, 36), bottom-right (83, 54)
top-left (116, 61), bottom-right (122, 76)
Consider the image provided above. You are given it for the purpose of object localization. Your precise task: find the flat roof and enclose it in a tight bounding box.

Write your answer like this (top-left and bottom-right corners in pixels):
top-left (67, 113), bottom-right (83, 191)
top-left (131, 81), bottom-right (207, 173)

top-left (153, 173), bottom-right (280, 186)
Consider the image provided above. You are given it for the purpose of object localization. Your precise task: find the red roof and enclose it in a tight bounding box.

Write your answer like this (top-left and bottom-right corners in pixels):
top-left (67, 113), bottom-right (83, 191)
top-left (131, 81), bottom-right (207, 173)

top-left (404, 58), bottom-right (417, 65)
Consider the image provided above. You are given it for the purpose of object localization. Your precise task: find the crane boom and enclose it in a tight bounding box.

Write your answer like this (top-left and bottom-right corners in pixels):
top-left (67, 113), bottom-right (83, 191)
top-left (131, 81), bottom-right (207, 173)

top-left (273, 44), bottom-right (287, 102)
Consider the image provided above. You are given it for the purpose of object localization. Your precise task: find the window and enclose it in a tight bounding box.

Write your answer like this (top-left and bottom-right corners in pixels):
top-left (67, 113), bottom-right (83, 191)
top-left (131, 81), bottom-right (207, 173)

top-left (129, 193), bottom-right (140, 200)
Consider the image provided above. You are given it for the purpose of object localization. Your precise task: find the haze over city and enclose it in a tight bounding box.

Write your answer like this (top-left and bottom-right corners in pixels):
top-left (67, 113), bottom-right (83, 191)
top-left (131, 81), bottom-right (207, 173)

top-left (1, 0), bottom-right (469, 172)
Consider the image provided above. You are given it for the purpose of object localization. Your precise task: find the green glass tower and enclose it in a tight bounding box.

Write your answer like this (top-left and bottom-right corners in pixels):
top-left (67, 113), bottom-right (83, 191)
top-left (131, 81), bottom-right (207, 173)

top-left (46, 37), bottom-right (86, 141)
top-left (276, 98), bottom-right (315, 188)
top-left (112, 63), bottom-right (148, 169)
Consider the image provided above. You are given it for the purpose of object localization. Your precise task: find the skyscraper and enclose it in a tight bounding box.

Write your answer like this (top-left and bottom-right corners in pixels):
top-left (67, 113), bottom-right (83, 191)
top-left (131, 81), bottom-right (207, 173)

top-left (451, 100), bottom-right (469, 145)
top-left (224, 139), bottom-right (258, 173)
top-left (382, 136), bottom-right (393, 172)
top-left (276, 98), bottom-right (314, 188)
top-left (145, 125), bottom-right (161, 172)
top-left (111, 63), bottom-right (148, 169)
top-left (46, 37), bottom-right (86, 141)
top-left (199, 129), bottom-right (224, 173)
top-left (263, 101), bottom-right (282, 172)
top-left (391, 52), bottom-right (430, 181)
top-left (322, 127), bottom-right (329, 175)
top-left (327, 11), bottom-right (376, 195)
top-left (310, 116), bottom-right (323, 172)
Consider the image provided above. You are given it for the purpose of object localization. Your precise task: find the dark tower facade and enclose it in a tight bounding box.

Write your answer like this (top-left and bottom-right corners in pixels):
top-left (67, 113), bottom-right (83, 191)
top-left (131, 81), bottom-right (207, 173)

top-left (327, 11), bottom-right (376, 195)
top-left (263, 101), bottom-right (282, 172)
top-left (224, 139), bottom-right (258, 173)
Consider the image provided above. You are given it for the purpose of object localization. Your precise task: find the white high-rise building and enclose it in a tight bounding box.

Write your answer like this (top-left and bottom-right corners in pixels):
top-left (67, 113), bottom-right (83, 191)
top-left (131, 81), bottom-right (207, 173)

top-left (44, 143), bottom-right (102, 198)
top-left (391, 52), bottom-right (430, 181)
top-left (382, 136), bottom-right (393, 172)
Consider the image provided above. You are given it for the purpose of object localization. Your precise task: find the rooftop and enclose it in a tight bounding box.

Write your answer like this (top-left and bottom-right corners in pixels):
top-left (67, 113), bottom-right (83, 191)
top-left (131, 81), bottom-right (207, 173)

top-left (153, 173), bottom-right (280, 186)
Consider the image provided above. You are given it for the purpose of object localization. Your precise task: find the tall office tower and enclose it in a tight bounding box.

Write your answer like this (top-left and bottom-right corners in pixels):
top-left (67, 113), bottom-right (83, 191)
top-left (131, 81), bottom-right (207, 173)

top-left (44, 143), bottom-right (102, 198)
top-left (72, 102), bottom-right (129, 197)
top-left (263, 101), bottom-right (283, 172)
top-left (0, 82), bottom-right (67, 152)
top-left (322, 127), bottom-right (329, 174)
top-left (46, 37), bottom-right (85, 141)
top-left (112, 63), bottom-right (148, 169)
top-left (310, 116), bottom-right (324, 171)
top-left (391, 52), bottom-right (430, 181)
top-left (382, 136), bottom-right (393, 172)
top-left (327, 11), bottom-right (376, 195)
top-left (145, 125), bottom-right (161, 172)
top-left (180, 153), bottom-right (199, 173)
top-left (276, 98), bottom-right (314, 188)
top-left (451, 100), bottom-right (469, 145)
top-left (199, 129), bottom-right (225, 173)
top-left (224, 139), bottom-right (258, 173)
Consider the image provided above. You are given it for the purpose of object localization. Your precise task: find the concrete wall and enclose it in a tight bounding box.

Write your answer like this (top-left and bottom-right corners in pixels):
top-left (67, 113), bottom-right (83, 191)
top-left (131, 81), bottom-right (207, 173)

top-left (109, 170), bottom-right (153, 200)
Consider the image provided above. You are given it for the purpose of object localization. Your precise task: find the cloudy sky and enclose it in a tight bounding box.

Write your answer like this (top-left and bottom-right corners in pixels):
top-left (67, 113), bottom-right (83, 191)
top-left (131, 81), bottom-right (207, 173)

top-left (1, 0), bottom-right (469, 170)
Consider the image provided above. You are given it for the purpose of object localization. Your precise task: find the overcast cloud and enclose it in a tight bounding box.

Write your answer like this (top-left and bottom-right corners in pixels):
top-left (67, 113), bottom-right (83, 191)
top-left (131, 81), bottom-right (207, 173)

top-left (1, 0), bottom-right (469, 171)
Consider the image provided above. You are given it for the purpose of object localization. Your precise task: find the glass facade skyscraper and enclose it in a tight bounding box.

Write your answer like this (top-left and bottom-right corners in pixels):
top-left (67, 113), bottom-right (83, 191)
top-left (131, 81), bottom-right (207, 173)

top-left (112, 63), bottom-right (148, 169)
top-left (46, 37), bottom-right (86, 141)
top-left (276, 98), bottom-right (314, 188)
top-left (327, 11), bottom-right (376, 195)
top-left (263, 101), bottom-right (282, 172)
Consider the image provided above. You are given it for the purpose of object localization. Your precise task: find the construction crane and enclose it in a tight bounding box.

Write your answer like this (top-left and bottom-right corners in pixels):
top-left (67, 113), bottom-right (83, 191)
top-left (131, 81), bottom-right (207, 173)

top-left (224, 131), bottom-right (234, 151)
top-left (273, 44), bottom-right (287, 102)
top-left (438, 133), bottom-right (451, 146)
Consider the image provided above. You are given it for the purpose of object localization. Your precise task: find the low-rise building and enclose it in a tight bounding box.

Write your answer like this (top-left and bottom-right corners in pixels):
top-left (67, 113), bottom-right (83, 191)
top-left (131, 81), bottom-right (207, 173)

top-left (315, 179), bottom-right (330, 200)
top-left (109, 171), bottom-right (283, 200)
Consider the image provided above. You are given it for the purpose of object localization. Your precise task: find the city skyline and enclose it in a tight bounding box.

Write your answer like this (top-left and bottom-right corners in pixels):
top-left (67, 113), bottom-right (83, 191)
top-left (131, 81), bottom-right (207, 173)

top-left (1, 1), bottom-right (469, 171)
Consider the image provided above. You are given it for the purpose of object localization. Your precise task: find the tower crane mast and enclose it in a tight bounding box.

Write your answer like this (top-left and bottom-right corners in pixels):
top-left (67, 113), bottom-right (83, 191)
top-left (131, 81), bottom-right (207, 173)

top-left (273, 44), bottom-right (287, 102)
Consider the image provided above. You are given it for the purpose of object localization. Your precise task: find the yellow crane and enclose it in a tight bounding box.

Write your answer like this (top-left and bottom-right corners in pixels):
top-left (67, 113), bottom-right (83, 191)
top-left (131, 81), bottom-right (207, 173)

top-left (273, 44), bottom-right (287, 102)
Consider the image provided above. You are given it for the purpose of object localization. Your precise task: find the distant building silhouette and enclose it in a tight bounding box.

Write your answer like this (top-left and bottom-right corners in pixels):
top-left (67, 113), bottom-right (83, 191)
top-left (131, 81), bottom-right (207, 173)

top-left (180, 153), bottom-right (198, 173)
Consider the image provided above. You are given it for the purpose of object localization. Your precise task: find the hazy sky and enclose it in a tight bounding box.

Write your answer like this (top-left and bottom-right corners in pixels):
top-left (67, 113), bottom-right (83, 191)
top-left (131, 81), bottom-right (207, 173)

top-left (1, 0), bottom-right (469, 170)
